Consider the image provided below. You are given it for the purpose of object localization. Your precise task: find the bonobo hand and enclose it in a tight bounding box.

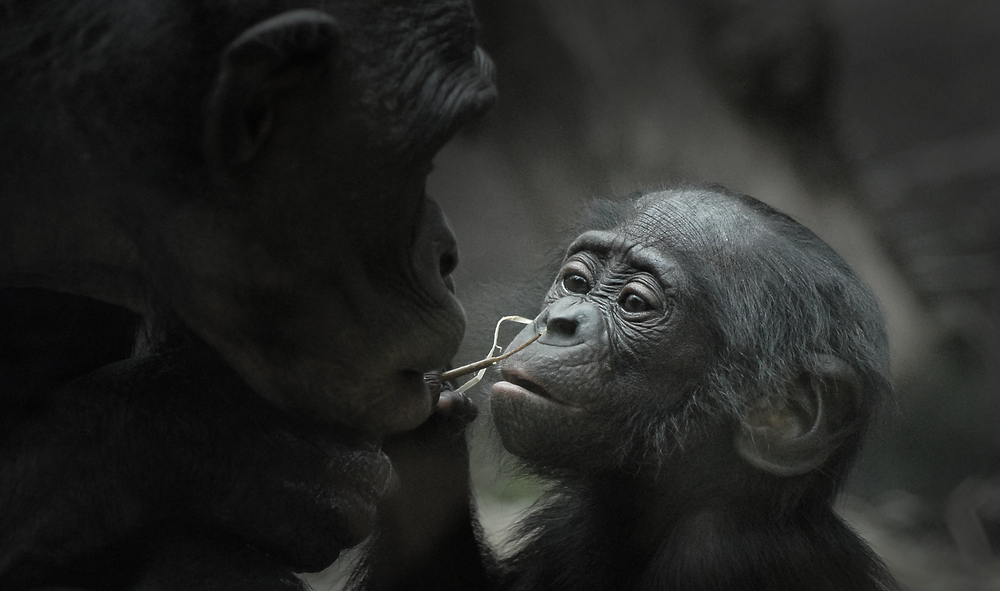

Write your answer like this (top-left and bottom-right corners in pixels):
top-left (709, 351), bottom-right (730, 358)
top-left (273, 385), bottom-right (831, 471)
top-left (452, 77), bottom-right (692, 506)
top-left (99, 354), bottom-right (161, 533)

top-left (351, 371), bottom-right (490, 589)
top-left (423, 369), bottom-right (479, 425)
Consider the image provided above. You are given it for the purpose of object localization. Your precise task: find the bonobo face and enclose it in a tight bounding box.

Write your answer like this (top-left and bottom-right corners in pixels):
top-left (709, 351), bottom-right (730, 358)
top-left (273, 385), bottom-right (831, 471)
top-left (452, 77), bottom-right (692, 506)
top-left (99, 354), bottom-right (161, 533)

top-left (155, 4), bottom-right (496, 434)
top-left (492, 199), bottom-right (714, 471)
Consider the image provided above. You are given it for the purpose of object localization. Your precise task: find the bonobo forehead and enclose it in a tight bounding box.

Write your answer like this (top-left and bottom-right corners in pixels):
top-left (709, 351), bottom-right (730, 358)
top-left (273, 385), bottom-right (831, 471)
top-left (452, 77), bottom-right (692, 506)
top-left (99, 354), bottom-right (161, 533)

top-left (617, 188), bottom-right (765, 258)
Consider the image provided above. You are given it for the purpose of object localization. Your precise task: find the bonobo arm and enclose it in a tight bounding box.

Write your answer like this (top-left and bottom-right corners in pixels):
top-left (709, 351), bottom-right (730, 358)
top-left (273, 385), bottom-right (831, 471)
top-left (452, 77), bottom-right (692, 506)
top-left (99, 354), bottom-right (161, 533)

top-left (0, 324), bottom-right (391, 589)
top-left (353, 385), bottom-right (497, 591)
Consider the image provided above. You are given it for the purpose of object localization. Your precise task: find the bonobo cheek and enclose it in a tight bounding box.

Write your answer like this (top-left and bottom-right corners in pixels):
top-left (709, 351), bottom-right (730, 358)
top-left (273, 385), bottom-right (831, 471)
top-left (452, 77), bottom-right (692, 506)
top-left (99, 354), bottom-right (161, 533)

top-left (160, 202), bottom-right (466, 434)
top-left (175, 278), bottom-right (463, 435)
top-left (302, 299), bottom-right (465, 434)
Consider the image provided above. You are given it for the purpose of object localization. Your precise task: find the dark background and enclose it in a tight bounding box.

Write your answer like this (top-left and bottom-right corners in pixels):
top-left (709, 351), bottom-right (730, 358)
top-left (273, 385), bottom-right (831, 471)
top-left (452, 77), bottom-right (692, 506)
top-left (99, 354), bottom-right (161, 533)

top-left (415, 0), bottom-right (998, 589)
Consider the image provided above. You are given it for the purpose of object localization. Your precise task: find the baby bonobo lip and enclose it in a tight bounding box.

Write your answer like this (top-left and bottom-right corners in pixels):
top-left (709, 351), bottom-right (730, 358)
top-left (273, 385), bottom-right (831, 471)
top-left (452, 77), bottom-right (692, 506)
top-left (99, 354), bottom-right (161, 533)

top-left (500, 369), bottom-right (551, 399)
top-left (493, 370), bottom-right (584, 413)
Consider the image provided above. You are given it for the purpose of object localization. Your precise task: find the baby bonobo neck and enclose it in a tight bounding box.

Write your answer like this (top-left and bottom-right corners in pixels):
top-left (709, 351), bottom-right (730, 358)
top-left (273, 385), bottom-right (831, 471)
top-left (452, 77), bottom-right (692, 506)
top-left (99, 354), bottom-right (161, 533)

top-left (647, 499), bottom-right (899, 591)
top-left (503, 469), bottom-right (897, 591)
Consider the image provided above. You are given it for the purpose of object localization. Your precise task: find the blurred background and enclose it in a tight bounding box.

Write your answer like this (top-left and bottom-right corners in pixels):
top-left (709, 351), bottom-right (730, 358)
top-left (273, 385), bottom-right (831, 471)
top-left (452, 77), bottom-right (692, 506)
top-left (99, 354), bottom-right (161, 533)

top-left (419, 0), bottom-right (1000, 589)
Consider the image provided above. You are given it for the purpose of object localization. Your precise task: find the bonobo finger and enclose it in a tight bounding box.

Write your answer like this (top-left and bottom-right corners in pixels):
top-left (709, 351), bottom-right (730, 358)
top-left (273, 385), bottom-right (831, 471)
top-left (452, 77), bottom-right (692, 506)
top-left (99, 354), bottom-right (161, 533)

top-left (424, 369), bottom-right (443, 406)
top-left (435, 390), bottom-right (478, 424)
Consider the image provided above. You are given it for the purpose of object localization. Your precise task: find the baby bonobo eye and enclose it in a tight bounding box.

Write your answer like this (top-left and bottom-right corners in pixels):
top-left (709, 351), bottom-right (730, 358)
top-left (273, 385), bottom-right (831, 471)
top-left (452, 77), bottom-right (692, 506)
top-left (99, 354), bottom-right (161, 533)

top-left (617, 279), bottom-right (662, 320)
top-left (559, 258), bottom-right (593, 294)
top-left (620, 292), bottom-right (650, 313)
top-left (563, 274), bottom-right (590, 294)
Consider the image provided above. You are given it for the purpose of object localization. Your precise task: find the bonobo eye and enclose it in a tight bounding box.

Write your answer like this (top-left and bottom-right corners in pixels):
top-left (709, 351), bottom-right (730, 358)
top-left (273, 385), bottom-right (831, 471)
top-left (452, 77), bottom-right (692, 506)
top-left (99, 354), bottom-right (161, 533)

top-left (558, 258), bottom-right (594, 295)
top-left (617, 279), bottom-right (663, 320)
top-left (620, 292), bottom-right (650, 313)
top-left (562, 274), bottom-right (590, 294)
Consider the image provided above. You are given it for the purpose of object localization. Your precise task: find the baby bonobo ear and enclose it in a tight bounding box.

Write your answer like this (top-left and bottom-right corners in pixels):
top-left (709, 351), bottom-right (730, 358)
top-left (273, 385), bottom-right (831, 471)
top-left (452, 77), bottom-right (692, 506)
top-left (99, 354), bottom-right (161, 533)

top-left (735, 355), bottom-right (860, 477)
top-left (205, 9), bottom-right (341, 168)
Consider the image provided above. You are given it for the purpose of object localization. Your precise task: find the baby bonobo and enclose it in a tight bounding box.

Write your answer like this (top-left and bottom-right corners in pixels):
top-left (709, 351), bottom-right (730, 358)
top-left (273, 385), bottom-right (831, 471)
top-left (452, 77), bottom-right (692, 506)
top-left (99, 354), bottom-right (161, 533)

top-left (491, 185), bottom-right (900, 591)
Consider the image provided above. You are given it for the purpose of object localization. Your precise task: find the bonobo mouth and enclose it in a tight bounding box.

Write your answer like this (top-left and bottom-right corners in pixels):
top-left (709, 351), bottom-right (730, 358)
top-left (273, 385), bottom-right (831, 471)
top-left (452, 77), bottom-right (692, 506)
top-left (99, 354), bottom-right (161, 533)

top-left (494, 368), bottom-right (562, 404)
top-left (503, 371), bottom-right (549, 397)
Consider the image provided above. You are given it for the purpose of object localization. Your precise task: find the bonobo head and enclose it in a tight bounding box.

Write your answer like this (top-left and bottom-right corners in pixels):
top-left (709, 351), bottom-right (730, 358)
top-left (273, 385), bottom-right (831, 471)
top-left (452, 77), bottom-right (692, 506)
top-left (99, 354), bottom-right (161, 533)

top-left (493, 185), bottom-right (891, 506)
top-left (0, 1), bottom-right (496, 434)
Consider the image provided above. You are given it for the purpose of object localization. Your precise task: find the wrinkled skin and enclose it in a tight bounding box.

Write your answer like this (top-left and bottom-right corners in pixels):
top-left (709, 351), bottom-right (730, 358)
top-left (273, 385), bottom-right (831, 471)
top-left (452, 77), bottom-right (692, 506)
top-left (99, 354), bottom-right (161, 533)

top-left (492, 209), bottom-right (716, 473)
top-left (0, 0), bottom-right (495, 588)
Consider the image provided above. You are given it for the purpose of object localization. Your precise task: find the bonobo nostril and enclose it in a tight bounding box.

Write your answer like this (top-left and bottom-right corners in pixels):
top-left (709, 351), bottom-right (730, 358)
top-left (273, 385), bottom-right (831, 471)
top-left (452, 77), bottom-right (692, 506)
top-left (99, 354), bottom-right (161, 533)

top-left (547, 316), bottom-right (578, 336)
top-left (439, 249), bottom-right (458, 278)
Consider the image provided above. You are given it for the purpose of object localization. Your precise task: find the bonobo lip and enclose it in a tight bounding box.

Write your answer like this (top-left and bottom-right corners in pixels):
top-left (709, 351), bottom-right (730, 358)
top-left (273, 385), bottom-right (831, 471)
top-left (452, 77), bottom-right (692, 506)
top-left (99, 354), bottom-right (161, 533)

top-left (494, 369), bottom-right (575, 408)
top-left (502, 369), bottom-right (550, 397)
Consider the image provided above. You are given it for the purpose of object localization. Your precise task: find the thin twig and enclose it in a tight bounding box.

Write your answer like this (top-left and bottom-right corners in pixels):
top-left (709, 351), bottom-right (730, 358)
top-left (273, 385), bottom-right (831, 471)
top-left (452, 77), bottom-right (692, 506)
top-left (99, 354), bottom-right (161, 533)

top-left (441, 331), bottom-right (543, 381)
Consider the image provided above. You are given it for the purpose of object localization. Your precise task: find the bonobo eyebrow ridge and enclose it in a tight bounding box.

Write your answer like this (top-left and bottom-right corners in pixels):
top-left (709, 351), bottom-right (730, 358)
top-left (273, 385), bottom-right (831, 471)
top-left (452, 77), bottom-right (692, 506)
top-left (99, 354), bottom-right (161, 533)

top-left (567, 230), bottom-right (679, 287)
top-left (566, 230), bottom-right (618, 257)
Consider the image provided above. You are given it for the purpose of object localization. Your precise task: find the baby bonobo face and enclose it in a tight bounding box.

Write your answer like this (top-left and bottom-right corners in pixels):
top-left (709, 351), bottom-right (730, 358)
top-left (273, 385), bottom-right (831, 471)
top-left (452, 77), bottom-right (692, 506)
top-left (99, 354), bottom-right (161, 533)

top-left (491, 194), bottom-right (716, 474)
top-left (491, 186), bottom-right (887, 483)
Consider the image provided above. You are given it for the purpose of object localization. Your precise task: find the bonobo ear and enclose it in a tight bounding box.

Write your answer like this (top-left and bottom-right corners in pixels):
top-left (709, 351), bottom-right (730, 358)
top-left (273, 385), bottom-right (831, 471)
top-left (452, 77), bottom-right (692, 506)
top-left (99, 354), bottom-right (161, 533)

top-left (734, 355), bottom-right (860, 477)
top-left (205, 9), bottom-right (341, 168)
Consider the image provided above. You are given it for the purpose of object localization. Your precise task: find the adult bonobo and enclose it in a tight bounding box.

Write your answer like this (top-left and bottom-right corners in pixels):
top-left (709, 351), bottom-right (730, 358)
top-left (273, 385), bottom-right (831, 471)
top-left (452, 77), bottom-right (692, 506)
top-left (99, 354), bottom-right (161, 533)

top-left (0, 0), bottom-right (495, 588)
top-left (489, 185), bottom-right (900, 590)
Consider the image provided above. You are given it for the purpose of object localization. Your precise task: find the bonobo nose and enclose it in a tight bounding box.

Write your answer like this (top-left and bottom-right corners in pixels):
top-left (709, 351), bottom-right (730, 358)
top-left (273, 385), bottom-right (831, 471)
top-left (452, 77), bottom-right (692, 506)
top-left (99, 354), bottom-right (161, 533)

top-left (434, 214), bottom-right (459, 295)
top-left (438, 234), bottom-right (459, 289)
top-left (412, 197), bottom-right (461, 298)
top-left (538, 298), bottom-right (603, 347)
